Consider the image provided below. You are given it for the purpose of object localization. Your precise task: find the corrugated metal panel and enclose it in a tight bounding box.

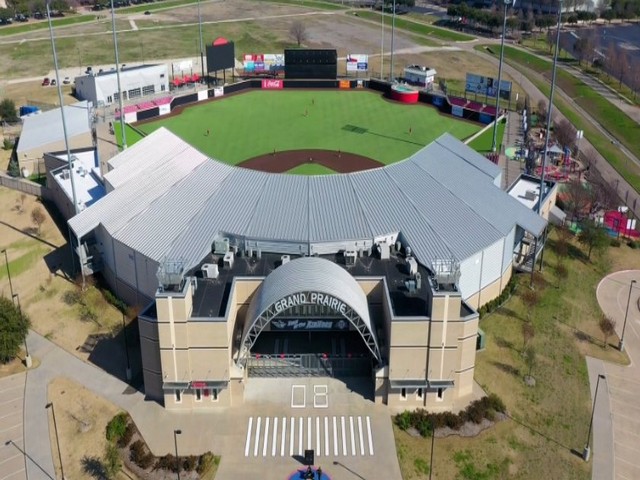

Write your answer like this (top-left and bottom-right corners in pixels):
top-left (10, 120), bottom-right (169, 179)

top-left (480, 239), bottom-right (504, 288)
top-left (412, 141), bottom-right (546, 237)
top-left (348, 168), bottom-right (454, 265)
top-left (246, 175), bottom-right (309, 242)
top-left (434, 133), bottom-right (502, 181)
top-left (243, 257), bottom-right (375, 339)
top-left (385, 160), bottom-right (502, 260)
top-left (18, 102), bottom-right (91, 154)
top-left (113, 161), bottom-right (234, 261)
top-left (253, 240), bottom-right (309, 256)
top-left (309, 175), bottom-right (372, 242)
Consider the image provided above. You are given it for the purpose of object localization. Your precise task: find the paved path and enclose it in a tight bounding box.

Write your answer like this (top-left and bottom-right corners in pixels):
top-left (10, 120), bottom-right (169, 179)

top-left (594, 270), bottom-right (640, 480)
top-left (0, 372), bottom-right (27, 480)
top-left (21, 332), bottom-right (401, 480)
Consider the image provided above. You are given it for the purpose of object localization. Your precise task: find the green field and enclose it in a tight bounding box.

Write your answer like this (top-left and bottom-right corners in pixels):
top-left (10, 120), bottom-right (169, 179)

top-left (287, 163), bottom-right (336, 175)
top-left (467, 119), bottom-right (506, 153)
top-left (133, 90), bottom-right (480, 165)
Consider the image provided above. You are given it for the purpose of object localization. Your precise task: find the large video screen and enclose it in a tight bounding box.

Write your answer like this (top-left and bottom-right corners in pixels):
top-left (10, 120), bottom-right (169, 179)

top-left (465, 73), bottom-right (512, 100)
top-left (285, 49), bottom-right (337, 79)
top-left (206, 42), bottom-right (235, 72)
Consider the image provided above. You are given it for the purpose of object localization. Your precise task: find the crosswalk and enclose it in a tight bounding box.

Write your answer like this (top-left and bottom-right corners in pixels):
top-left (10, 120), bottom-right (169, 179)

top-left (244, 415), bottom-right (374, 458)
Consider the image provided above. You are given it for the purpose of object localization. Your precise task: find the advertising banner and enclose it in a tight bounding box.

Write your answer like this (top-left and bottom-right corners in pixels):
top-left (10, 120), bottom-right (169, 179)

top-left (451, 105), bottom-right (464, 118)
top-left (213, 87), bottom-right (224, 97)
top-left (346, 54), bottom-right (369, 72)
top-left (244, 53), bottom-right (285, 73)
top-left (339, 80), bottom-right (351, 89)
top-left (465, 73), bottom-right (512, 100)
top-left (270, 319), bottom-right (350, 331)
top-left (261, 79), bottom-right (283, 89)
top-left (172, 60), bottom-right (193, 72)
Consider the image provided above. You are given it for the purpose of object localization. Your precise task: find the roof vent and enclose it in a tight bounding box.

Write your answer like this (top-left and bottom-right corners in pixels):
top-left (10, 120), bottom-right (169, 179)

top-left (524, 190), bottom-right (537, 201)
top-left (202, 263), bottom-right (219, 279)
top-left (344, 250), bottom-right (356, 266)
top-left (213, 236), bottom-right (230, 254)
top-left (281, 255), bottom-right (290, 266)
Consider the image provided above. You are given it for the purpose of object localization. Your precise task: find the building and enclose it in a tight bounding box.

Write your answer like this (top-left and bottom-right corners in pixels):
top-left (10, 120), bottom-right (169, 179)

top-left (67, 127), bottom-right (548, 411)
top-left (74, 64), bottom-right (169, 107)
top-left (16, 101), bottom-right (93, 175)
top-left (403, 65), bottom-right (437, 89)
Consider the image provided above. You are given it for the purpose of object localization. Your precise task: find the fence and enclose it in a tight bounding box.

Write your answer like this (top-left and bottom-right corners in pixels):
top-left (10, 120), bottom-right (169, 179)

top-left (246, 353), bottom-right (372, 378)
top-left (0, 171), bottom-right (48, 199)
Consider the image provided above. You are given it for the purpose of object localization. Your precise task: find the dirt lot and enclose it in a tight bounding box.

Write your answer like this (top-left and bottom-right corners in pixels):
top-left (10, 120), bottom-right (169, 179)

top-left (0, 187), bottom-right (125, 368)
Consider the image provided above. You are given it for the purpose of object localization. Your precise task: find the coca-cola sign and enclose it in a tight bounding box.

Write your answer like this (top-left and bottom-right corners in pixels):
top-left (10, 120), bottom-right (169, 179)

top-left (261, 79), bottom-right (283, 89)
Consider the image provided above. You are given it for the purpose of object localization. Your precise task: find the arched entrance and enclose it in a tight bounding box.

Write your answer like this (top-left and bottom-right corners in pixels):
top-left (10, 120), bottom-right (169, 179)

top-left (238, 257), bottom-right (381, 377)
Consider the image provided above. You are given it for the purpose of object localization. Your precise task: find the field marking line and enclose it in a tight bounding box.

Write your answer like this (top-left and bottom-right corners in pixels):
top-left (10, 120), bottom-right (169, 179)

top-left (316, 416), bottom-right (321, 456)
top-left (281, 416), bottom-right (287, 457)
top-left (307, 417), bottom-right (312, 451)
top-left (254, 417), bottom-right (261, 457)
top-left (272, 417), bottom-right (278, 457)
top-left (244, 417), bottom-right (253, 457)
top-left (358, 416), bottom-right (365, 456)
top-left (333, 416), bottom-right (338, 456)
top-left (349, 416), bottom-right (356, 456)
top-left (366, 416), bottom-right (374, 455)
top-left (324, 416), bottom-right (329, 456)
top-left (341, 416), bottom-right (347, 456)
top-left (262, 417), bottom-right (270, 457)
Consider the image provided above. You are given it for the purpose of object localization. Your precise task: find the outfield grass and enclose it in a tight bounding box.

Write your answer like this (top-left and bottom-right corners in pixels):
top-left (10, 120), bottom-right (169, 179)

top-left (113, 123), bottom-right (146, 149)
top-left (287, 163), bottom-right (336, 175)
top-left (134, 90), bottom-right (480, 165)
top-left (467, 120), bottom-right (506, 153)
top-left (356, 11), bottom-right (475, 42)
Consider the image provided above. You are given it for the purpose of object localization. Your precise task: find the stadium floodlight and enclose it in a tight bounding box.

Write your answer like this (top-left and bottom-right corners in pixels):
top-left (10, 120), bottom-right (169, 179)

top-left (390, 0), bottom-right (396, 82)
top-left (380, 6), bottom-right (385, 80)
top-left (536, 0), bottom-right (562, 215)
top-left (198, 0), bottom-right (205, 82)
top-left (111, 0), bottom-right (127, 150)
top-left (490, 0), bottom-right (515, 153)
top-left (46, 1), bottom-right (79, 215)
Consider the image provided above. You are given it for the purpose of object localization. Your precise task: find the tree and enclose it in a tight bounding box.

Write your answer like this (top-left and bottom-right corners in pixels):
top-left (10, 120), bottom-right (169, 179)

top-left (553, 118), bottom-right (577, 151)
top-left (0, 296), bottom-right (30, 364)
top-left (578, 220), bottom-right (609, 259)
top-left (598, 315), bottom-right (616, 348)
top-left (0, 98), bottom-right (18, 123)
top-left (31, 206), bottom-right (45, 235)
top-left (611, 49), bottom-right (630, 88)
top-left (523, 344), bottom-right (536, 379)
top-left (289, 21), bottom-right (308, 47)
top-left (537, 98), bottom-right (547, 124)
top-left (522, 321), bottom-right (535, 351)
top-left (564, 178), bottom-right (591, 221)
top-left (521, 288), bottom-right (540, 321)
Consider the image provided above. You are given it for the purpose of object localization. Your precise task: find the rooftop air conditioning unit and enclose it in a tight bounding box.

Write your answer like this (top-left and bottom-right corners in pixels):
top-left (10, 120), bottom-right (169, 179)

top-left (344, 250), bottom-right (356, 266)
top-left (524, 190), bottom-right (537, 201)
top-left (281, 255), bottom-right (290, 265)
top-left (202, 263), bottom-right (219, 279)
top-left (213, 237), bottom-right (230, 255)
top-left (223, 251), bottom-right (234, 269)
top-left (379, 242), bottom-right (390, 260)
top-left (406, 256), bottom-right (418, 276)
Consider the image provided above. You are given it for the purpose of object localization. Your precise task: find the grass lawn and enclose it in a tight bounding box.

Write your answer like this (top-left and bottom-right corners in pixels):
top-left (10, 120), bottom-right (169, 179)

top-left (0, 14), bottom-right (94, 37)
top-left (356, 11), bottom-right (475, 42)
top-left (467, 120), bottom-right (506, 153)
top-left (287, 163), bottom-right (336, 175)
top-left (134, 90), bottom-right (480, 165)
top-left (395, 229), bottom-right (633, 479)
top-left (113, 123), bottom-right (146, 149)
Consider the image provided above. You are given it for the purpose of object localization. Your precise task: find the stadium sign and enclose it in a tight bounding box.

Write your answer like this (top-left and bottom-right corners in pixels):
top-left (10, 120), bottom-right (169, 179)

top-left (261, 79), bottom-right (283, 89)
top-left (465, 73), bottom-right (512, 100)
top-left (270, 319), bottom-right (350, 331)
top-left (346, 54), bottom-right (368, 72)
top-left (272, 292), bottom-right (348, 315)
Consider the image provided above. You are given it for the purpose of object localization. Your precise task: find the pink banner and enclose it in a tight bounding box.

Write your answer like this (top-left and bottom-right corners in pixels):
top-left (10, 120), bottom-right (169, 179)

top-left (261, 79), bottom-right (283, 89)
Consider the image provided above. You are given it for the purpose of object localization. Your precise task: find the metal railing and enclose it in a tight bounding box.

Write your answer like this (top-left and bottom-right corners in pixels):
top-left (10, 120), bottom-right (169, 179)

top-left (246, 353), bottom-right (372, 378)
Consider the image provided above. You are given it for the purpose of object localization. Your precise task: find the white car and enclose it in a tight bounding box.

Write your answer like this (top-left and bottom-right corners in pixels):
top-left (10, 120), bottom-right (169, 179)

top-left (63, 77), bottom-right (71, 84)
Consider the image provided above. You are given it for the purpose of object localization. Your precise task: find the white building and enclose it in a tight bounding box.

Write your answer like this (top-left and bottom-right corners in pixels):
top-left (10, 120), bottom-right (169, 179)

top-left (403, 65), bottom-right (437, 88)
top-left (74, 64), bottom-right (169, 106)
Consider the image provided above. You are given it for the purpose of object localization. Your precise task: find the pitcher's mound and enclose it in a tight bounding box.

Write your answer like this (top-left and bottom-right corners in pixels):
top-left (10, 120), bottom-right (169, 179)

top-left (238, 149), bottom-right (384, 174)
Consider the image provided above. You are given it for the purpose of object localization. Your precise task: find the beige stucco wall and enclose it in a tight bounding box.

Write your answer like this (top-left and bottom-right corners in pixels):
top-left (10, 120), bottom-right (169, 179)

top-left (18, 133), bottom-right (93, 175)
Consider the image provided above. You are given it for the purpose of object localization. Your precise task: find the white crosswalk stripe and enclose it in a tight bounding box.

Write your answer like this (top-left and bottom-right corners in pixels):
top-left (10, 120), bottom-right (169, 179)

top-left (244, 415), bottom-right (374, 458)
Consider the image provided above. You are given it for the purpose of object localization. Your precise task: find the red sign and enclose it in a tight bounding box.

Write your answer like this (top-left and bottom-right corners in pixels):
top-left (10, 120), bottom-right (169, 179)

top-left (261, 79), bottom-right (283, 89)
top-left (191, 381), bottom-right (206, 389)
top-left (339, 80), bottom-right (351, 90)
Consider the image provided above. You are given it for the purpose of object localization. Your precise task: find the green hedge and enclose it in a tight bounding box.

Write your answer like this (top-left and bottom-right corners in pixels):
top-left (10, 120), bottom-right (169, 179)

top-left (478, 277), bottom-right (517, 319)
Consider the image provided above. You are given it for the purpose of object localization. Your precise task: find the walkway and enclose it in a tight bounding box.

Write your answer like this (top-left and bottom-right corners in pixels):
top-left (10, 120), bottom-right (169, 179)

top-left (593, 270), bottom-right (640, 480)
top-left (22, 332), bottom-right (401, 480)
top-left (0, 372), bottom-right (27, 480)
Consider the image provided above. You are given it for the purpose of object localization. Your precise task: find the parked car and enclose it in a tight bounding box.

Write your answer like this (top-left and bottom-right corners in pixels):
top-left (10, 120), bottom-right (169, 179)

top-left (85, 66), bottom-right (93, 74)
top-left (63, 77), bottom-right (71, 84)
top-left (144, 10), bottom-right (151, 15)
top-left (42, 77), bottom-right (50, 86)
top-left (51, 79), bottom-right (56, 86)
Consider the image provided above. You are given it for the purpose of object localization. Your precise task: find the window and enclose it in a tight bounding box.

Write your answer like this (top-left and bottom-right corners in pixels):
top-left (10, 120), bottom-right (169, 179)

top-left (195, 388), bottom-right (202, 402)
top-left (128, 87), bottom-right (142, 99)
top-left (142, 85), bottom-right (155, 96)
top-left (175, 389), bottom-right (182, 403)
top-left (160, 73), bottom-right (165, 78)
top-left (107, 95), bottom-right (113, 103)
top-left (211, 389), bottom-right (219, 402)
top-left (113, 92), bottom-right (120, 101)
top-left (437, 388), bottom-right (444, 401)
top-left (161, 84), bottom-right (166, 91)
top-left (416, 388), bottom-right (423, 400)
top-left (400, 388), bottom-right (407, 401)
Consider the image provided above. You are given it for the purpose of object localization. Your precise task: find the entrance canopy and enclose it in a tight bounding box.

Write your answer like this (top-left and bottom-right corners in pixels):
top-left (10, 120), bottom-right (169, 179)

top-left (240, 257), bottom-right (380, 361)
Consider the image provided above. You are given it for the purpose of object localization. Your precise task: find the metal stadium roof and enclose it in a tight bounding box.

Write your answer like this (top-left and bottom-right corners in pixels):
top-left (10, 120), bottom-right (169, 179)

top-left (69, 128), bottom-right (546, 275)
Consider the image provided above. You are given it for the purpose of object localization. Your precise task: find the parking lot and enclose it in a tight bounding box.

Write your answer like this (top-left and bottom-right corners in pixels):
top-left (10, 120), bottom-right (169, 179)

top-left (0, 373), bottom-right (26, 480)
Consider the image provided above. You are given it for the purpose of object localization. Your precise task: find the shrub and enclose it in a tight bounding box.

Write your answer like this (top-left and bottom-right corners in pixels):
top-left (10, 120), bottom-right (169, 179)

top-left (484, 393), bottom-right (506, 413)
top-left (106, 413), bottom-right (128, 442)
top-left (197, 452), bottom-right (217, 475)
top-left (442, 411), bottom-right (464, 430)
top-left (395, 410), bottom-right (412, 430)
top-left (80, 305), bottom-right (98, 324)
top-left (610, 239), bottom-right (621, 247)
top-left (130, 440), bottom-right (146, 464)
top-left (155, 454), bottom-right (178, 472)
top-left (628, 240), bottom-right (638, 249)
top-left (118, 422), bottom-right (135, 448)
top-left (62, 289), bottom-right (83, 306)
top-left (184, 455), bottom-right (198, 471)
top-left (103, 289), bottom-right (127, 313)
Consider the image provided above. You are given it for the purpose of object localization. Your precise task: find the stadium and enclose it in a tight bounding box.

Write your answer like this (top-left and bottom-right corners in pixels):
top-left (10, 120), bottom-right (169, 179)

top-left (62, 62), bottom-right (550, 412)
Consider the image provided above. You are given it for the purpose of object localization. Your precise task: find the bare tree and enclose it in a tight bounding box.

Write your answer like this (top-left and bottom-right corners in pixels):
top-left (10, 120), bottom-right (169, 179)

top-left (521, 288), bottom-right (540, 321)
top-left (553, 118), bottom-right (577, 151)
top-left (19, 193), bottom-right (26, 213)
top-left (611, 50), bottom-right (630, 89)
top-left (31, 206), bottom-right (46, 235)
top-left (564, 178), bottom-right (591, 221)
top-left (598, 315), bottom-right (616, 348)
top-left (289, 21), bottom-right (308, 47)
top-left (522, 321), bottom-right (535, 351)
top-left (554, 262), bottom-right (568, 288)
top-left (523, 344), bottom-right (537, 380)
top-left (537, 99), bottom-right (547, 124)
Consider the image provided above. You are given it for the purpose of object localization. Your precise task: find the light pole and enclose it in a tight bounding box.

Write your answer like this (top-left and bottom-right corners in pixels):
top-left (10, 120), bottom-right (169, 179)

top-left (197, 0), bottom-right (205, 82)
top-left (110, 0), bottom-right (127, 150)
top-left (619, 279), bottom-right (637, 352)
top-left (46, 402), bottom-right (65, 479)
top-left (380, 7), bottom-right (385, 80)
top-left (429, 423), bottom-right (435, 480)
top-left (389, 0), bottom-right (396, 82)
top-left (536, 0), bottom-right (563, 216)
top-left (122, 311), bottom-right (132, 380)
top-left (583, 374), bottom-right (605, 462)
top-left (12, 293), bottom-right (31, 368)
top-left (490, 0), bottom-right (513, 152)
top-left (1, 249), bottom-right (14, 299)
top-left (173, 429), bottom-right (182, 480)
